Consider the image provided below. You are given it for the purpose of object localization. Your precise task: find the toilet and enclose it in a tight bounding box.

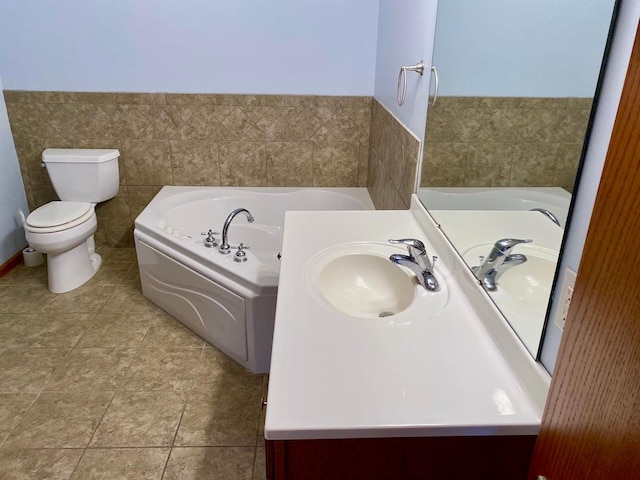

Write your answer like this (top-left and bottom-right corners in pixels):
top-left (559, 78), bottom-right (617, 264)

top-left (24, 148), bottom-right (120, 294)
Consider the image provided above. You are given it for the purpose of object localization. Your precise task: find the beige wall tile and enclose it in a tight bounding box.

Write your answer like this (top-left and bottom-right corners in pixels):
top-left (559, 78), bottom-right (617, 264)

top-left (170, 140), bottom-right (220, 185)
top-left (116, 93), bottom-right (166, 105)
top-left (266, 142), bottom-right (313, 186)
top-left (312, 141), bottom-right (359, 187)
top-left (123, 140), bottom-right (173, 185)
top-left (5, 90), bottom-right (373, 246)
top-left (64, 92), bottom-right (116, 104)
top-left (219, 141), bottom-right (267, 186)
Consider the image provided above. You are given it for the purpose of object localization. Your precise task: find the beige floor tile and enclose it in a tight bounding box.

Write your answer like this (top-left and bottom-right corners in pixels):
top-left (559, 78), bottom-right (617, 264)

top-left (101, 284), bottom-right (158, 314)
top-left (90, 390), bottom-right (187, 447)
top-left (7, 313), bottom-right (93, 348)
top-left (142, 312), bottom-right (205, 348)
top-left (120, 348), bottom-right (201, 391)
top-left (76, 312), bottom-right (154, 348)
top-left (163, 447), bottom-right (254, 480)
top-left (4, 391), bottom-right (112, 448)
top-left (86, 262), bottom-right (134, 286)
top-left (192, 347), bottom-right (263, 390)
top-left (44, 347), bottom-right (137, 392)
top-left (43, 286), bottom-right (116, 314)
top-left (0, 448), bottom-right (83, 480)
top-left (0, 348), bottom-right (70, 393)
top-left (0, 263), bottom-right (48, 286)
top-left (254, 445), bottom-right (267, 480)
top-left (70, 448), bottom-right (170, 480)
top-left (0, 314), bottom-right (32, 348)
top-left (99, 247), bottom-right (138, 264)
top-left (0, 393), bottom-right (38, 444)
top-left (0, 285), bottom-right (56, 313)
top-left (174, 381), bottom-right (262, 446)
top-left (121, 265), bottom-right (141, 285)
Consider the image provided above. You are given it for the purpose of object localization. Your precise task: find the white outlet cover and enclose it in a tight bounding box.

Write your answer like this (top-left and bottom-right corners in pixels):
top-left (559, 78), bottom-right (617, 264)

top-left (554, 267), bottom-right (577, 331)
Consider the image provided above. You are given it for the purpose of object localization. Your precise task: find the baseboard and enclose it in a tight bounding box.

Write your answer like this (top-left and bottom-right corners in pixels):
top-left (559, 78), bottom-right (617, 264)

top-left (0, 247), bottom-right (26, 278)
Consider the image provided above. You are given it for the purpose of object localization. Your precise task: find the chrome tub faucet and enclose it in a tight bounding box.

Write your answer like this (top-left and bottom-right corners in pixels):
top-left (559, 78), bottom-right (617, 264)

top-left (219, 208), bottom-right (254, 254)
top-left (472, 238), bottom-right (531, 291)
top-left (388, 238), bottom-right (440, 292)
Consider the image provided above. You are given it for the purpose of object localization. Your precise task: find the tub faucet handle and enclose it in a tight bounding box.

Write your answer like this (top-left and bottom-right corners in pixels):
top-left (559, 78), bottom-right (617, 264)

top-left (202, 229), bottom-right (219, 248)
top-left (234, 243), bottom-right (249, 263)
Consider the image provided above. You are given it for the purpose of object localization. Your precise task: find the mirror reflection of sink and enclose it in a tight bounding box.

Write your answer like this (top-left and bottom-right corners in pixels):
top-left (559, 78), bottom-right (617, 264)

top-left (318, 254), bottom-right (415, 319)
top-left (463, 243), bottom-right (558, 352)
top-left (463, 243), bottom-right (558, 307)
top-left (305, 242), bottom-right (449, 324)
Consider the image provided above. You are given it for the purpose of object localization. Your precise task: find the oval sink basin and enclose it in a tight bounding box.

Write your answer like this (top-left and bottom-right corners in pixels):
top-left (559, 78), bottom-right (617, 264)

top-left (305, 242), bottom-right (449, 324)
top-left (318, 253), bottom-right (415, 319)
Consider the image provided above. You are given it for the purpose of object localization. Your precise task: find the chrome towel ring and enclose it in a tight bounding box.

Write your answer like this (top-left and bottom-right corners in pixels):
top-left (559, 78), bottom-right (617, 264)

top-left (397, 60), bottom-right (425, 106)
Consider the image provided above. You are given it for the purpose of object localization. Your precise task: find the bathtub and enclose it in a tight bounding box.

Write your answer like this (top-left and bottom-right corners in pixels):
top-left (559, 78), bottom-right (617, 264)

top-left (133, 187), bottom-right (374, 373)
top-left (418, 187), bottom-right (571, 227)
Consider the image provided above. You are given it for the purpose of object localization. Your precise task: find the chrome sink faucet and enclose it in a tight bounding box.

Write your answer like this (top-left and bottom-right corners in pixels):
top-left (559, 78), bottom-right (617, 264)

top-left (219, 208), bottom-right (254, 254)
top-left (472, 238), bottom-right (531, 291)
top-left (388, 238), bottom-right (440, 292)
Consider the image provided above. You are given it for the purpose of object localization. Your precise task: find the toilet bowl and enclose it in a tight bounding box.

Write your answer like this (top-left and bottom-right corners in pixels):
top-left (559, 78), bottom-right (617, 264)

top-left (25, 201), bottom-right (102, 293)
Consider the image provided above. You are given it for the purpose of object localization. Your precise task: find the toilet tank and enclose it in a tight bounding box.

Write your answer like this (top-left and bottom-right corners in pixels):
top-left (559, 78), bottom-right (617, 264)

top-left (42, 148), bottom-right (120, 202)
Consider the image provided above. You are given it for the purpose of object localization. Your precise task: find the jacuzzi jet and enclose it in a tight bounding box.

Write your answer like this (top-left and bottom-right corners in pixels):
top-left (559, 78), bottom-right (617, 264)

top-left (379, 311), bottom-right (395, 318)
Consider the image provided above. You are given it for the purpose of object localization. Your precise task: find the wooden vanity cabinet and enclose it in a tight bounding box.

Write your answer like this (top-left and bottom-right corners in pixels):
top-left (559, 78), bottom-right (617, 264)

top-left (265, 435), bottom-right (536, 479)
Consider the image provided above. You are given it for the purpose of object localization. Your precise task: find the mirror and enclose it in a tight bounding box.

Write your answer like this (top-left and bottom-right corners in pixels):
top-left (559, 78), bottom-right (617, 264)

top-left (417, 0), bottom-right (617, 356)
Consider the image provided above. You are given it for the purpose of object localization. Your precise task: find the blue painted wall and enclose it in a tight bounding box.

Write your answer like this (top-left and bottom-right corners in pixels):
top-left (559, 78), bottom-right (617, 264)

top-left (0, 1), bottom-right (379, 95)
top-left (0, 74), bottom-right (29, 264)
top-left (433, 0), bottom-right (616, 97)
top-left (373, 0), bottom-right (437, 139)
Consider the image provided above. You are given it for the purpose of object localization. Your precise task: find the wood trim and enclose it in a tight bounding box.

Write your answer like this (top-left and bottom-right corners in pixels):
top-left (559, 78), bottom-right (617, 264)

top-left (0, 248), bottom-right (25, 278)
top-left (529, 22), bottom-right (640, 480)
top-left (267, 436), bottom-right (536, 480)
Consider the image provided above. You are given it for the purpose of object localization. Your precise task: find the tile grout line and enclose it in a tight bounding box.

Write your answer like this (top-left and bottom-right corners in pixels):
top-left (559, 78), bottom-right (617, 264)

top-left (159, 344), bottom-right (206, 479)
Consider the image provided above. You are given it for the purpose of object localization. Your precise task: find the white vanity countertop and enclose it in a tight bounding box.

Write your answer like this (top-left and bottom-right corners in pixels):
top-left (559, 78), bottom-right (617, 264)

top-left (265, 208), bottom-right (545, 440)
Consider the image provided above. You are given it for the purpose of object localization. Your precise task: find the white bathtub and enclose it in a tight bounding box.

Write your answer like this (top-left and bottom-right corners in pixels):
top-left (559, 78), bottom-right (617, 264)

top-left (418, 187), bottom-right (571, 228)
top-left (133, 187), bottom-right (374, 373)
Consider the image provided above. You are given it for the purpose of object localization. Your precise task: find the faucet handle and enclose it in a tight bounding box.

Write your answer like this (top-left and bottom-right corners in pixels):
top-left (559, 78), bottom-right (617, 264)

top-left (389, 238), bottom-right (426, 256)
top-left (493, 238), bottom-right (532, 254)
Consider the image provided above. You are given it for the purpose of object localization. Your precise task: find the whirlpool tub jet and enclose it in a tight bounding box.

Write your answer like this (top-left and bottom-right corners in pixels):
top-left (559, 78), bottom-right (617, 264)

top-left (133, 186), bottom-right (374, 373)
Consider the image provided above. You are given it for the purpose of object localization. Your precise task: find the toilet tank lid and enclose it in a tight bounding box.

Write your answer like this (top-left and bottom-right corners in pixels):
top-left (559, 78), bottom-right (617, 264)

top-left (42, 148), bottom-right (120, 163)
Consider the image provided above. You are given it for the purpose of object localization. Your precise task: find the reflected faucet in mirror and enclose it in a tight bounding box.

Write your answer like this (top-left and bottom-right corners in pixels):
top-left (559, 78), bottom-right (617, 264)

top-left (472, 238), bottom-right (532, 291)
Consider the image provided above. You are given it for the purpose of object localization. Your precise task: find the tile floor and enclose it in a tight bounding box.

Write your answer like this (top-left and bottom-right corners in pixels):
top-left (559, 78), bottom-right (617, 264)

top-left (0, 248), bottom-right (268, 479)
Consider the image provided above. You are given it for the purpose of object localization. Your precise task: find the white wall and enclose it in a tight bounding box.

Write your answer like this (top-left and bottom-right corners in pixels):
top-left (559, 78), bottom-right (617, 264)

top-left (541, 1), bottom-right (639, 373)
top-left (433, 0), bottom-right (616, 97)
top-left (0, 73), bottom-right (29, 264)
top-left (0, 1), bottom-right (379, 95)
top-left (373, 0), bottom-right (437, 139)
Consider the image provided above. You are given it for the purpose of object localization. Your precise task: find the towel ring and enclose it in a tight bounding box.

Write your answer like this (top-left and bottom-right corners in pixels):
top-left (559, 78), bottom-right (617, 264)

top-left (429, 66), bottom-right (439, 107)
top-left (397, 60), bottom-right (425, 106)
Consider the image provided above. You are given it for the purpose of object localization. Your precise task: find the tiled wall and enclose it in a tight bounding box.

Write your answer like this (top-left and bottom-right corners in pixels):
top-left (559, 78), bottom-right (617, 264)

top-left (367, 100), bottom-right (421, 209)
top-left (4, 91), bottom-right (372, 246)
top-left (421, 97), bottom-right (592, 191)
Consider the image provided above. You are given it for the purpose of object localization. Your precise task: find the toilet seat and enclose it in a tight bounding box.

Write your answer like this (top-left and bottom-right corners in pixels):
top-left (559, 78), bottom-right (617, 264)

top-left (25, 201), bottom-right (95, 234)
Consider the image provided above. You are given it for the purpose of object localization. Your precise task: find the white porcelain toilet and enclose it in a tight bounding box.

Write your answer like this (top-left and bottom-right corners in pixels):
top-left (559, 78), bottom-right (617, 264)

top-left (24, 148), bottom-right (120, 294)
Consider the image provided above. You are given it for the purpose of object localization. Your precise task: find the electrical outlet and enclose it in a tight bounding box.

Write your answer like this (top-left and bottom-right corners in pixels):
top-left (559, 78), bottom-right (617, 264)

top-left (554, 267), bottom-right (577, 331)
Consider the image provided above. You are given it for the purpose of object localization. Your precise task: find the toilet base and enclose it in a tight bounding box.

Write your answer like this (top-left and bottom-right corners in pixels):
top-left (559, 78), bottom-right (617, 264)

top-left (47, 238), bottom-right (102, 293)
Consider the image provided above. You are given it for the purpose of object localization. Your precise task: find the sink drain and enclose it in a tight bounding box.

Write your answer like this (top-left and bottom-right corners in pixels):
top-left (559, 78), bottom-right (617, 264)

top-left (378, 311), bottom-right (394, 318)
